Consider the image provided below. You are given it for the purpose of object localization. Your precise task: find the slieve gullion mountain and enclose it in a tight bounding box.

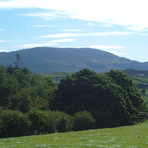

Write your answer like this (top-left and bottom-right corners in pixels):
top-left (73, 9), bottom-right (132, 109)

top-left (0, 47), bottom-right (148, 73)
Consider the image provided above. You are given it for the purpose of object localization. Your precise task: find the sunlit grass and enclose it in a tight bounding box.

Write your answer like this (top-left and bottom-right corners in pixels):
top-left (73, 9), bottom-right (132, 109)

top-left (0, 120), bottom-right (148, 148)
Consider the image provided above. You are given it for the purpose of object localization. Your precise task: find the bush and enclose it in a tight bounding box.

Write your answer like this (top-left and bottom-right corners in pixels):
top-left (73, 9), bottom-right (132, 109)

top-left (73, 111), bottom-right (95, 131)
top-left (27, 109), bottom-right (52, 135)
top-left (48, 111), bottom-right (73, 132)
top-left (0, 110), bottom-right (31, 138)
top-left (28, 110), bottom-right (73, 135)
top-left (0, 119), bottom-right (4, 137)
top-left (93, 110), bottom-right (120, 128)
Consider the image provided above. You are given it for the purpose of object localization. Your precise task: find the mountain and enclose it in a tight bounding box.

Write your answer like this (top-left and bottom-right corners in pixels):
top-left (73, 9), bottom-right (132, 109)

top-left (0, 47), bottom-right (148, 73)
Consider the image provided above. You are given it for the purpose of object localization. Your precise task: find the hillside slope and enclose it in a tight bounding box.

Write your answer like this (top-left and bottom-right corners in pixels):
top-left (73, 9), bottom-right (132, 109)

top-left (0, 120), bottom-right (148, 147)
top-left (0, 47), bottom-right (148, 73)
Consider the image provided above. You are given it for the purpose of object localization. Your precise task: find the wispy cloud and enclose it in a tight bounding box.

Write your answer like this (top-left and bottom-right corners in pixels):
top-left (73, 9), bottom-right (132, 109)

top-left (88, 45), bottom-right (124, 50)
top-left (19, 38), bottom-right (76, 48)
top-left (87, 22), bottom-right (96, 26)
top-left (0, 49), bottom-right (8, 52)
top-left (60, 29), bottom-right (83, 32)
top-left (0, 29), bottom-right (5, 31)
top-left (18, 11), bottom-right (68, 20)
top-left (32, 25), bottom-right (59, 28)
top-left (40, 31), bottom-right (135, 38)
top-left (0, 40), bottom-right (6, 43)
top-left (109, 51), bottom-right (126, 56)
top-left (126, 26), bottom-right (148, 32)
top-left (1, 0), bottom-right (148, 31)
top-left (0, 40), bottom-right (24, 43)
top-left (87, 45), bottom-right (126, 56)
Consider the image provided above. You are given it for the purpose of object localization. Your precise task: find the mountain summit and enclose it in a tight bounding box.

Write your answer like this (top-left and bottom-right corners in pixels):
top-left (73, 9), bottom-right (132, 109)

top-left (0, 47), bottom-right (148, 73)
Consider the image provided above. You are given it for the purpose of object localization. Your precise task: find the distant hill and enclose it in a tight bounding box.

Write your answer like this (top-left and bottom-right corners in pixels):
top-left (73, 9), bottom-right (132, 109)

top-left (0, 47), bottom-right (148, 73)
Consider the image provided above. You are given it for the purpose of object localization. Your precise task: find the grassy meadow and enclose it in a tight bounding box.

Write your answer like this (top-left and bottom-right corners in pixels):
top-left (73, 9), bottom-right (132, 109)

top-left (133, 77), bottom-right (148, 85)
top-left (0, 120), bottom-right (147, 148)
top-left (132, 77), bottom-right (148, 105)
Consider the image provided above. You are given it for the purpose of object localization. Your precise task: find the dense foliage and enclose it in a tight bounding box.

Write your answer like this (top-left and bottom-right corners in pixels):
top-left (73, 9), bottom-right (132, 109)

top-left (0, 65), bottom-right (56, 112)
top-left (73, 111), bottom-right (95, 131)
top-left (0, 110), bottom-right (30, 138)
top-left (53, 69), bottom-right (148, 127)
top-left (0, 63), bottom-right (147, 138)
top-left (27, 110), bottom-right (73, 135)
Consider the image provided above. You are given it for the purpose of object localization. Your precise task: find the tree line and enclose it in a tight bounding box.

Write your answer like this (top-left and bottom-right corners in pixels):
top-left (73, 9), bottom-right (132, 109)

top-left (0, 63), bottom-right (148, 138)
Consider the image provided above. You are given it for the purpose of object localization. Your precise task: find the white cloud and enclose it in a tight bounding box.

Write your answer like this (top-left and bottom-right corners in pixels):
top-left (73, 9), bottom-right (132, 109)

top-left (1, 0), bottom-right (148, 30)
top-left (0, 29), bottom-right (5, 31)
top-left (60, 29), bottom-right (83, 32)
top-left (0, 40), bottom-right (23, 43)
top-left (19, 38), bottom-right (76, 48)
top-left (18, 11), bottom-right (68, 20)
top-left (40, 31), bottom-right (135, 38)
top-left (32, 25), bottom-right (59, 28)
top-left (126, 26), bottom-right (148, 32)
top-left (87, 22), bottom-right (95, 26)
top-left (109, 51), bottom-right (126, 56)
top-left (0, 40), bottom-right (6, 43)
top-left (0, 49), bottom-right (8, 52)
top-left (87, 45), bottom-right (126, 56)
top-left (88, 45), bottom-right (124, 50)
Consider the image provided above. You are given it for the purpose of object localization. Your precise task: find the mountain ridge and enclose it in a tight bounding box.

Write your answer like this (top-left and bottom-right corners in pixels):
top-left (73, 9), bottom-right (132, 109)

top-left (0, 47), bottom-right (148, 73)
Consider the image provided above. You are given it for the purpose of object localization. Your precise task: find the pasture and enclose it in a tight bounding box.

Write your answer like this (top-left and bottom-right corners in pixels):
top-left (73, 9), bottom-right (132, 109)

top-left (0, 120), bottom-right (148, 148)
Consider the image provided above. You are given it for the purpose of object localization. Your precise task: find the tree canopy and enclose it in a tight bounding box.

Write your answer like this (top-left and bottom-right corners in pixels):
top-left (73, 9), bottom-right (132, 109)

top-left (53, 69), bottom-right (147, 126)
top-left (0, 65), bottom-right (56, 112)
top-left (0, 66), bottom-right (147, 137)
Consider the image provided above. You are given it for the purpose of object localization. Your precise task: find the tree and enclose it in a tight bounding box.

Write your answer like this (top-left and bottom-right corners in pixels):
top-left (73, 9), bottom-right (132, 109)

top-left (27, 110), bottom-right (73, 135)
top-left (27, 109), bottom-right (50, 135)
top-left (142, 88), bottom-right (146, 95)
top-left (52, 69), bottom-right (147, 127)
top-left (105, 70), bottom-right (144, 111)
top-left (0, 110), bottom-right (30, 138)
top-left (0, 73), bottom-right (19, 108)
top-left (73, 111), bottom-right (95, 131)
top-left (14, 53), bottom-right (23, 69)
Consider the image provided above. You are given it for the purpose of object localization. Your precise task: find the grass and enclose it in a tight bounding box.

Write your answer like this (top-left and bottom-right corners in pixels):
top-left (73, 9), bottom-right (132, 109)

top-left (42, 72), bottom-right (72, 83)
top-left (0, 121), bottom-right (148, 148)
top-left (133, 77), bottom-right (148, 85)
top-left (141, 89), bottom-right (148, 104)
top-left (132, 76), bottom-right (148, 106)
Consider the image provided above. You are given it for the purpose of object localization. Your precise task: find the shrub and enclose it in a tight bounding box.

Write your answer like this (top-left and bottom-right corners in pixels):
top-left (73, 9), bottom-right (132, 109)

top-left (27, 109), bottom-right (52, 135)
top-left (28, 110), bottom-right (73, 135)
top-left (48, 111), bottom-right (73, 132)
top-left (0, 119), bottom-right (4, 137)
top-left (93, 110), bottom-right (120, 128)
top-left (73, 111), bottom-right (95, 131)
top-left (0, 110), bottom-right (31, 138)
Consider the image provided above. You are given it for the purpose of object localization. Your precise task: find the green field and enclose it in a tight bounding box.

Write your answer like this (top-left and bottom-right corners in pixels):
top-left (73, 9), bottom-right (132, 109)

top-left (141, 89), bottom-right (148, 103)
top-left (0, 120), bottom-right (148, 148)
top-left (132, 77), bottom-right (148, 105)
top-left (133, 77), bottom-right (148, 85)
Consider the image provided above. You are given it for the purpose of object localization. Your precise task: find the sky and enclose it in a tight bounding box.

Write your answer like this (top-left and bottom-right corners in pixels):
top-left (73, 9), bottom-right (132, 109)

top-left (0, 0), bottom-right (148, 62)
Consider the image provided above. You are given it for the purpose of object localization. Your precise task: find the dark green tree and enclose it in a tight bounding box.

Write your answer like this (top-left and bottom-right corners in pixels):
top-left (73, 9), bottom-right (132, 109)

top-left (0, 73), bottom-right (19, 108)
top-left (27, 109), bottom-right (51, 135)
top-left (0, 110), bottom-right (30, 138)
top-left (105, 70), bottom-right (144, 111)
top-left (142, 88), bottom-right (146, 95)
top-left (52, 69), bottom-right (147, 127)
top-left (73, 111), bottom-right (95, 131)
top-left (14, 53), bottom-right (23, 69)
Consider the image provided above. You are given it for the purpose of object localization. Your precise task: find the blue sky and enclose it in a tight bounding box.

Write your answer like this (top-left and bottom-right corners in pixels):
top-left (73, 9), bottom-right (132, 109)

top-left (0, 0), bottom-right (148, 62)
